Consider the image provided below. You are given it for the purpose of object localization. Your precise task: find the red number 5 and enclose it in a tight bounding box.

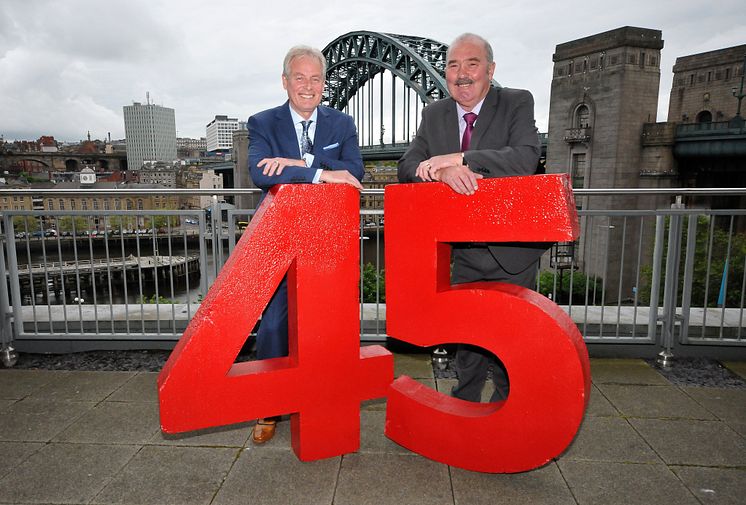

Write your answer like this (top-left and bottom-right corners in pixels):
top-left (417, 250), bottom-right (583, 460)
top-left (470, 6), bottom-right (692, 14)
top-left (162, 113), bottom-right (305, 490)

top-left (384, 174), bottom-right (590, 473)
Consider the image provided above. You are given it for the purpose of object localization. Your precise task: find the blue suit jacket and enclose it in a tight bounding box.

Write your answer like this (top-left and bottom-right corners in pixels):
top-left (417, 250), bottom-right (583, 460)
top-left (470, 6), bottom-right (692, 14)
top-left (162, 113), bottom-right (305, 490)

top-left (248, 102), bottom-right (364, 192)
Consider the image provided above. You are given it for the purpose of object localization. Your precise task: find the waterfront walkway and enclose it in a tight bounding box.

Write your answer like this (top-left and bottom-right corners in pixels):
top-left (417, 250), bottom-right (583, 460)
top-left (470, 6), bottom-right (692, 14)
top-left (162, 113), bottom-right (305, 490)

top-left (0, 356), bottom-right (744, 504)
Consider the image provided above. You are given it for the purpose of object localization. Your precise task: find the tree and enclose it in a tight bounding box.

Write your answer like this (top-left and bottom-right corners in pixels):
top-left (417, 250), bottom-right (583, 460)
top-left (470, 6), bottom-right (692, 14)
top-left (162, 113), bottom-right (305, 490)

top-left (57, 216), bottom-right (89, 233)
top-left (639, 216), bottom-right (746, 307)
top-left (361, 262), bottom-right (385, 303)
top-left (13, 216), bottom-right (40, 233)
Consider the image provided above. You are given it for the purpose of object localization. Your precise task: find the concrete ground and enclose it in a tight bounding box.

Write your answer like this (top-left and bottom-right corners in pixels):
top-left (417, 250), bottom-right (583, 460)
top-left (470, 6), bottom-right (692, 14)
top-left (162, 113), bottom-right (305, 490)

top-left (0, 355), bottom-right (744, 505)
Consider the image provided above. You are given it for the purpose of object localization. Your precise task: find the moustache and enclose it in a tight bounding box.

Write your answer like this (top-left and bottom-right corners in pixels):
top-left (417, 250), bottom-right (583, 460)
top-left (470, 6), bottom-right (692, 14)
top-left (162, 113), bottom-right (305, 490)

top-left (455, 78), bottom-right (473, 86)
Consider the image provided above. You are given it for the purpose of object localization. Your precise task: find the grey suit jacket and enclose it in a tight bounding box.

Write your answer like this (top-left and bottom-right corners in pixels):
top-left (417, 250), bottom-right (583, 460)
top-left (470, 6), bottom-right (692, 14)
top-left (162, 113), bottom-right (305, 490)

top-left (398, 86), bottom-right (547, 275)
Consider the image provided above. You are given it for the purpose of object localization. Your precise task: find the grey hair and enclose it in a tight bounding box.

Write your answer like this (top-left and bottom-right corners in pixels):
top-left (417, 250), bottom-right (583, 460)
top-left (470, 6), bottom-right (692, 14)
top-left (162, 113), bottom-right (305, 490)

top-left (447, 33), bottom-right (494, 63)
top-left (283, 45), bottom-right (327, 78)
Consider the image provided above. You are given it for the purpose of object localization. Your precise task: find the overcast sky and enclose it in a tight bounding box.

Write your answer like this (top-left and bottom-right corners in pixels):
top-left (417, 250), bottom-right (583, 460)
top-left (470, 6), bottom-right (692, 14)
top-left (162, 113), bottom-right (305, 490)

top-left (1, 0), bottom-right (743, 142)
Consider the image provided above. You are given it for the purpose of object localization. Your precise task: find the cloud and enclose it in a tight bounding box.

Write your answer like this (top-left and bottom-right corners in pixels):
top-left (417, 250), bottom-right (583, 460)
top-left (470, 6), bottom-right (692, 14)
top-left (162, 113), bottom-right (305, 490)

top-left (1, 0), bottom-right (744, 141)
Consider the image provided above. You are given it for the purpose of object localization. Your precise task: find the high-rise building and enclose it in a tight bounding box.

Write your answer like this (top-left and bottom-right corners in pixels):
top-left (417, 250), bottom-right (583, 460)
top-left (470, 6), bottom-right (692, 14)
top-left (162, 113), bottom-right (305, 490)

top-left (123, 98), bottom-right (177, 170)
top-left (206, 115), bottom-right (239, 152)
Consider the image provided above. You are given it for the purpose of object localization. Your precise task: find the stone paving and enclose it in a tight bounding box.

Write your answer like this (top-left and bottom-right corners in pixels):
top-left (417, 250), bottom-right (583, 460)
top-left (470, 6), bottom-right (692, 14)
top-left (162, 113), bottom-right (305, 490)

top-left (0, 355), bottom-right (744, 505)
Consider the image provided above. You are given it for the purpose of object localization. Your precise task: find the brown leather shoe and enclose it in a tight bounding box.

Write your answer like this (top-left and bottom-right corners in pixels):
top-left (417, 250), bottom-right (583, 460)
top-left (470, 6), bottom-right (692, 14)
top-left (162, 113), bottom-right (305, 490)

top-left (251, 418), bottom-right (277, 444)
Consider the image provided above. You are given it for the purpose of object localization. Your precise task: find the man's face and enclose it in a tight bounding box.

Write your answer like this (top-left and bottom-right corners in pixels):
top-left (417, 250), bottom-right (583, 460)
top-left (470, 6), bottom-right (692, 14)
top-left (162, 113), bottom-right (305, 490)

top-left (282, 55), bottom-right (324, 119)
top-left (445, 40), bottom-right (495, 111)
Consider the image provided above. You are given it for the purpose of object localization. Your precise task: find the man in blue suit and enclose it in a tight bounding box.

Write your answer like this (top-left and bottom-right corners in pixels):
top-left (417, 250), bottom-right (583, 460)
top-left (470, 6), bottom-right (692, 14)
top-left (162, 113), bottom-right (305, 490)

top-left (247, 45), bottom-right (364, 444)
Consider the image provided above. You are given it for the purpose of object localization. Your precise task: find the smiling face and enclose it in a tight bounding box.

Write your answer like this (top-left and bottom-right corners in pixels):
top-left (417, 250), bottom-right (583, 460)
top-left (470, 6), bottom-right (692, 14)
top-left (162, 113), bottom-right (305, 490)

top-left (282, 55), bottom-right (324, 119)
top-left (445, 38), bottom-right (495, 111)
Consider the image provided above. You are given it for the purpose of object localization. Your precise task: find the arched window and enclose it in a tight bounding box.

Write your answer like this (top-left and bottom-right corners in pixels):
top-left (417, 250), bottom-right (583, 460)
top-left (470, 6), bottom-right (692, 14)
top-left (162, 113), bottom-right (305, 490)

top-left (696, 110), bottom-right (712, 123)
top-left (575, 105), bottom-right (590, 128)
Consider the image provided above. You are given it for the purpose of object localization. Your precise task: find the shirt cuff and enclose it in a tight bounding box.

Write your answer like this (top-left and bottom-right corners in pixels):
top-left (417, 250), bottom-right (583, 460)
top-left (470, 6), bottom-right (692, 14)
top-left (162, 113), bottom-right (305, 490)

top-left (304, 153), bottom-right (315, 167)
top-left (312, 169), bottom-right (322, 184)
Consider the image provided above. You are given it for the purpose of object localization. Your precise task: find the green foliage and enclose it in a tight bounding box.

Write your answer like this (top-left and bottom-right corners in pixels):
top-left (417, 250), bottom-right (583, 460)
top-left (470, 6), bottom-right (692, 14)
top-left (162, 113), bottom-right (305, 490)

top-left (12, 216), bottom-right (40, 232)
top-left (639, 216), bottom-right (746, 307)
top-left (148, 210), bottom-right (179, 230)
top-left (108, 215), bottom-right (136, 231)
top-left (57, 216), bottom-right (89, 232)
top-left (538, 270), bottom-right (603, 305)
top-left (140, 294), bottom-right (173, 304)
top-left (361, 262), bottom-right (385, 303)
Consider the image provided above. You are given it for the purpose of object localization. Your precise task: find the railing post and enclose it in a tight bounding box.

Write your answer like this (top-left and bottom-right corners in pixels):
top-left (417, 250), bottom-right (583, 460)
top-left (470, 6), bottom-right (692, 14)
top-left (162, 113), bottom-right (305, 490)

top-left (1, 215), bottom-right (19, 367)
top-left (657, 197), bottom-right (685, 367)
top-left (648, 215), bottom-right (666, 342)
top-left (678, 215), bottom-right (698, 344)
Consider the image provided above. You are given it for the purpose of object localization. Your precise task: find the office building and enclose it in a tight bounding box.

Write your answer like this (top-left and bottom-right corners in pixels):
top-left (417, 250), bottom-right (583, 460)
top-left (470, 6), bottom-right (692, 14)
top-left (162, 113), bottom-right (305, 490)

top-left (123, 98), bottom-right (177, 170)
top-left (206, 115), bottom-right (239, 152)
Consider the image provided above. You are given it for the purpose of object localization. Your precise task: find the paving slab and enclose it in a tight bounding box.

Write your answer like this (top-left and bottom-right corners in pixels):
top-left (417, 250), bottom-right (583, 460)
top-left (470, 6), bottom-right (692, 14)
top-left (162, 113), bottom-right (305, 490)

top-left (590, 359), bottom-right (669, 385)
top-left (212, 448), bottom-right (339, 505)
top-left (451, 462), bottom-right (575, 505)
top-left (27, 370), bottom-right (136, 401)
top-left (559, 416), bottom-right (661, 464)
top-left (596, 384), bottom-right (716, 419)
top-left (0, 369), bottom-right (60, 399)
top-left (107, 372), bottom-right (159, 402)
top-left (558, 460), bottom-right (700, 505)
top-left (394, 353), bottom-right (435, 379)
top-left (335, 452), bottom-right (452, 505)
top-left (630, 418), bottom-right (746, 466)
top-left (362, 377), bottom-right (435, 411)
top-left (54, 401), bottom-right (161, 444)
top-left (0, 399), bottom-right (15, 412)
top-left (680, 386), bottom-right (746, 422)
top-left (152, 421), bottom-right (252, 448)
top-left (670, 465), bottom-right (746, 505)
top-left (0, 442), bottom-right (138, 504)
top-left (722, 360), bottom-right (746, 380)
top-left (585, 384), bottom-right (619, 417)
top-left (92, 445), bottom-right (239, 505)
top-left (0, 398), bottom-right (95, 442)
top-left (359, 410), bottom-right (413, 455)
top-left (0, 441), bottom-right (44, 480)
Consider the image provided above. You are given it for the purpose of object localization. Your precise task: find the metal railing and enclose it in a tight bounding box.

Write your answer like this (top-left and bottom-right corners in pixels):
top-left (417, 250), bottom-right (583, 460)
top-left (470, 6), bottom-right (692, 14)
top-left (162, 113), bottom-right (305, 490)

top-left (1, 186), bottom-right (745, 361)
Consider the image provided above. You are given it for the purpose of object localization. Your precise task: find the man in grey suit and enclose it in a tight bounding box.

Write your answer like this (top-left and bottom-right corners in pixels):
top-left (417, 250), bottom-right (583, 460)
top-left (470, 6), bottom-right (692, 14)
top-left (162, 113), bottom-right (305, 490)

top-left (398, 33), bottom-right (544, 403)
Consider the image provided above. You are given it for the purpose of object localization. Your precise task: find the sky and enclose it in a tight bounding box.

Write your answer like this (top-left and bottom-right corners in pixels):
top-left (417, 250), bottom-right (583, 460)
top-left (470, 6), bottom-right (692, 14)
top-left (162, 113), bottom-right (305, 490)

top-left (1, 0), bottom-right (743, 143)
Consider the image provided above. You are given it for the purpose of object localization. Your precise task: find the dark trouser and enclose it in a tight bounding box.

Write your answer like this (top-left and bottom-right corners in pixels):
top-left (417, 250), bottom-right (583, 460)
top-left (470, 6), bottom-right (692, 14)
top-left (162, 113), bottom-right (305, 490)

top-left (255, 276), bottom-right (289, 360)
top-left (450, 246), bottom-right (537, 403)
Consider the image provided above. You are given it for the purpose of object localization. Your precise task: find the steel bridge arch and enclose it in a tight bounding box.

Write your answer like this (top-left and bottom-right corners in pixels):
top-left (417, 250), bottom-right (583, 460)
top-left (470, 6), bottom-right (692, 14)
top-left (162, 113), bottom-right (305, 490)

top-left (322, 31), bottom-right (451, 111)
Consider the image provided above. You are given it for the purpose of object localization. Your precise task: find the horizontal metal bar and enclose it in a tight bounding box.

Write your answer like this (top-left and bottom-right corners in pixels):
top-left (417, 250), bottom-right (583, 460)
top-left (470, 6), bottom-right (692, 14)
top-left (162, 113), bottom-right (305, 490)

top-left (2, 187), bottom-right (746, 197)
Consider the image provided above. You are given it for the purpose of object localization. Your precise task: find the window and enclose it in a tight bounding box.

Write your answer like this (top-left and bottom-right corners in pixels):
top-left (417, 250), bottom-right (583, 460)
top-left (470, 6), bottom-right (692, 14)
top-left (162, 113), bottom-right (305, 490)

top-left (696, 110), bottom-right (712, 123)
top-left (81, 200), bottom-right (88, 210)
top-left (126, 200), bottom-right (133, 210)
top-left (47, 199), bottom-right (54, 210)
top-left (575, 105), bottom-right (590, 128)
top-left (71, 200), bottom-right (76, 210)
top-left (137, 199), bottom-right (143, 210)
top-left (571, 153), bottom-right (586, 189)
top-left (59, 199), bottom-right (65, 210)
top-left (639, 52), bottom-right (645, 67)
top-left (93, 199), bottom-right (99, 210)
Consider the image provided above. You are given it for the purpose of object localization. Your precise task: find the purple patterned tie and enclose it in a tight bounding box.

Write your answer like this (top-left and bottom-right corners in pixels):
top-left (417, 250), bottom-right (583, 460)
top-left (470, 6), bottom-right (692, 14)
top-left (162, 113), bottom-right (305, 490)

top-left (461, 112), bottom-right (478, 152)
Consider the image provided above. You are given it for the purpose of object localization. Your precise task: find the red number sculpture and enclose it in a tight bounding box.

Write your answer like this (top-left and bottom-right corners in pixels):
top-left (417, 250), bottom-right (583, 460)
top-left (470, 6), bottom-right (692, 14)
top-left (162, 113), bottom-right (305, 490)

top-left (384, 174), bottom-right (590, 473)
top-left (157, 184), bottom-right (393, 461)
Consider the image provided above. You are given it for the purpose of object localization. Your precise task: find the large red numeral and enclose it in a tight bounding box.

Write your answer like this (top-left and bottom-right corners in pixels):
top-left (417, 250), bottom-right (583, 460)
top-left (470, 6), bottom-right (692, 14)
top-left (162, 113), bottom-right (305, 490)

top-left (158, 184), bottom-right (393, 461)
top-left (384, 174), bottom-right (590, 473)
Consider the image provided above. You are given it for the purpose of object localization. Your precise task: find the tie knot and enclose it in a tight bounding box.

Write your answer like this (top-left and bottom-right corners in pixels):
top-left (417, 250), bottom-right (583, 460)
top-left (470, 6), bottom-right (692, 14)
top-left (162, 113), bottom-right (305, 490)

top-left (301, 120), bottom-right (312, 132)
top-left (463, 112), bottom-right (477, 127)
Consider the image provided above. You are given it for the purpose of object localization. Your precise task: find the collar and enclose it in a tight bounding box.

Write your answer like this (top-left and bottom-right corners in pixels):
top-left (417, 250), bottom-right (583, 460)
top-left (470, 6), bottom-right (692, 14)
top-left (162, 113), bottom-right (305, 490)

top-left (456, 96), bottom-right (486, 119)
top-left (288, 106), bottom-right (318, 126)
